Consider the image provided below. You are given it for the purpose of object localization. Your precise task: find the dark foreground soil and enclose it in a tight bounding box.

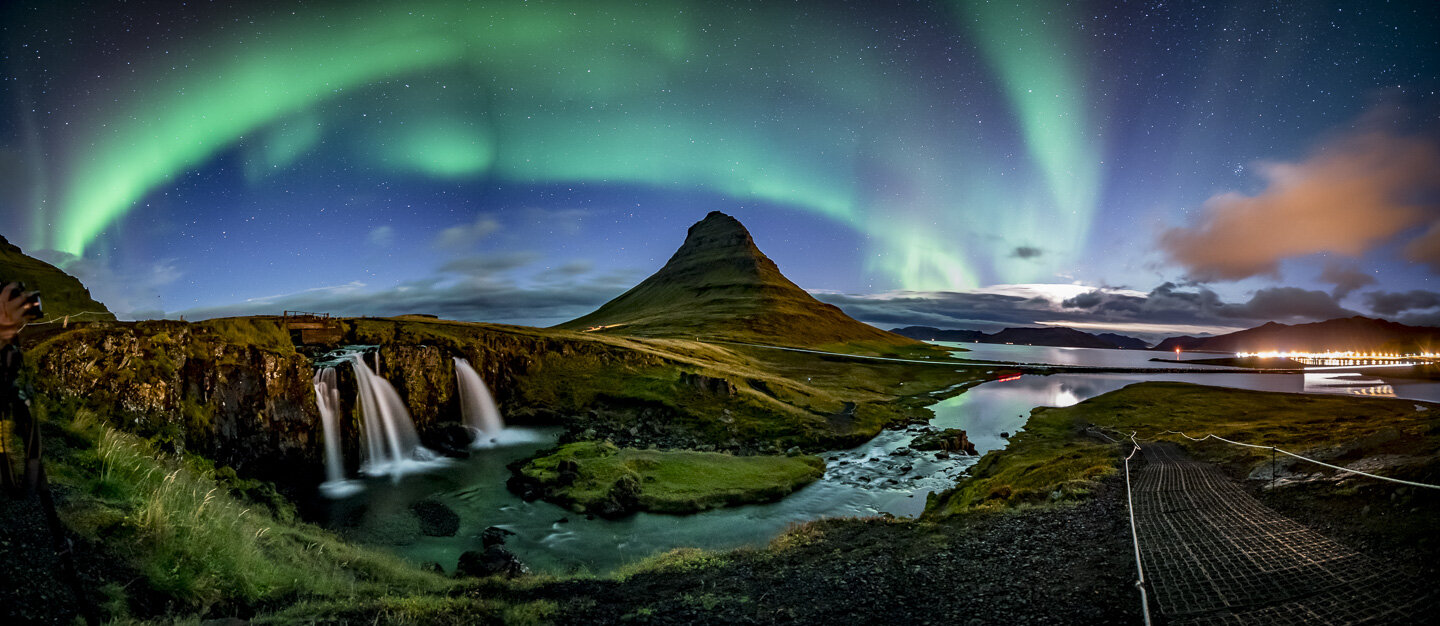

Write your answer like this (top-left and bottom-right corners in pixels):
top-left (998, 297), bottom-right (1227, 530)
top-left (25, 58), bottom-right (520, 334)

top-left (514, 473), bottom-right (1141, 625)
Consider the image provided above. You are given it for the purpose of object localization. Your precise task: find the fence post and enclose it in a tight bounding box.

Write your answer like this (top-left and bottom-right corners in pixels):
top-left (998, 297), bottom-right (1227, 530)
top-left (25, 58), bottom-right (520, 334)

top-left (1270, 446), bottom-right (1276, 490)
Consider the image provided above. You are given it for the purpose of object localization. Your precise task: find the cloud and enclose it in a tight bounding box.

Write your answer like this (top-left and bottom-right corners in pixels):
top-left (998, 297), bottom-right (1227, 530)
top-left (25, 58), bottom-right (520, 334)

top-left (1319, 261), bottom-right (1376, 300)
top-left (814, 281), bottom-right (1361, 343)
top-left (1010, 245), bottom-right (1043, 259)
top-left (177, 273), bottom-right (629, 327)
top-left (437, 252), bottom-right (540, 278)
top-left (1160, 127), bottom-right (1440, 281)
top-left (1363, 289), bottom-right (1440, 316)
top-left (434, 215), bottom-right (501, 251)
top-left (366, 225), bottom-right (395, 248)
top-left (535, 260), bottom-right (595, 281)
top-left (32, 250), bottom-right (181, 320)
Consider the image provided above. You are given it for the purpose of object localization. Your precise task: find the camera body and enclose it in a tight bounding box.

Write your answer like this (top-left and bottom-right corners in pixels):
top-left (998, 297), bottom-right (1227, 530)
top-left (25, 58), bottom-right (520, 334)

top-left (0, 278), bottom-right (44, 320)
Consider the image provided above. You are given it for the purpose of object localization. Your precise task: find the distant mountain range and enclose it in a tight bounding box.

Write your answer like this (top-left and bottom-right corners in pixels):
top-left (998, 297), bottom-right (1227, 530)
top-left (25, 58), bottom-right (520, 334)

top-left (557, 211), bottom-right (917, 348)
top-left (890, 325), bottom-right (1149, 350)
top-left (1153, 317), bottom-right (1440, 354)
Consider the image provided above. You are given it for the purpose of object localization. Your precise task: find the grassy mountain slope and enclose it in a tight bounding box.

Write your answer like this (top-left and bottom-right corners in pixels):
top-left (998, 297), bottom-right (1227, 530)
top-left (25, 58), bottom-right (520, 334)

top-left (0, 234), bottom-right (114, 321)
top-left (557, 211), bottom-right (916, 350)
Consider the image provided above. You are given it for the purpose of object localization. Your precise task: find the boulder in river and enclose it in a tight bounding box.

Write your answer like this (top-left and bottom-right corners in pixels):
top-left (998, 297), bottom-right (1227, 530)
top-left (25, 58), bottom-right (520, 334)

top-left (411, 498), bottom-right (460, 537)
top-left (911, 428), bottom-right (978, 455)
top-left (456, 546), bottom-right (528, 579)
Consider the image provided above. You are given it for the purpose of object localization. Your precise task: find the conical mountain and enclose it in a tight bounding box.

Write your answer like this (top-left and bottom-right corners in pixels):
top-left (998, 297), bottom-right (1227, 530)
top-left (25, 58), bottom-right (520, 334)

top-left (558, 212), bottom-right (915, 348)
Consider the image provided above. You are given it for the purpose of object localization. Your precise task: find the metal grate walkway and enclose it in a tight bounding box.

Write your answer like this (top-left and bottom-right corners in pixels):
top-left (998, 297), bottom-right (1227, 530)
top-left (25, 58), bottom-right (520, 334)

top-left (1131, 442), bottom-right (1435, 625)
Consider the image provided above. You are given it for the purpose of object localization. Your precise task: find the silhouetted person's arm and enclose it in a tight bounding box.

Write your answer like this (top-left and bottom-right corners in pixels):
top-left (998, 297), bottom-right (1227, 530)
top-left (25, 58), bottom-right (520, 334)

top-left (0, 282), bottom-right (36, 344)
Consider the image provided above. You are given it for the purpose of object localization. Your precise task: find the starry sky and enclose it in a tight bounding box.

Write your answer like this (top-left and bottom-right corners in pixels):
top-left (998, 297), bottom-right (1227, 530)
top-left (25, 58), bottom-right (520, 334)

top-left (1, 0), bottom-right (1438, 340)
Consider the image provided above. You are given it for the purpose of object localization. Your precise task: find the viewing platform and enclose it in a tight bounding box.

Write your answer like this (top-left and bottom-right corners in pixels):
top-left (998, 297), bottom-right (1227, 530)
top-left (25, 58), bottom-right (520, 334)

top-left (282, 310), bottom-right (343, 345)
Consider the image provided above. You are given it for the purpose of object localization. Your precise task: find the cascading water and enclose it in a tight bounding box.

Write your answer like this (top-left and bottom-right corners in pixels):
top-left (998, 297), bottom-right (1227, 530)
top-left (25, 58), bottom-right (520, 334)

top-left (454, 357), bottom-right (505, 446)
top-left (313, 367), bottom-right (361, 498)
top-left (351, 353), bottom-right (438, 477)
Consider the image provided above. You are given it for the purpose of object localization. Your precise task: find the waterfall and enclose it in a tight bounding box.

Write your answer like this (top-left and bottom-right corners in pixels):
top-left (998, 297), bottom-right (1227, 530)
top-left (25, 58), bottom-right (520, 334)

top-left (454, 357), bottom-right (505, 446)
top-left (351, 353), bottom-right (437, 476)
top-left (313, 367), bottom-right (360, 498)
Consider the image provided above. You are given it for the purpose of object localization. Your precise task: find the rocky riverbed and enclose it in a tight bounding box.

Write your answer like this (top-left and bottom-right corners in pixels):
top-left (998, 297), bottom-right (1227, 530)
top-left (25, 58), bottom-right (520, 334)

top-left (495, 473), bottom-right (1142, 624)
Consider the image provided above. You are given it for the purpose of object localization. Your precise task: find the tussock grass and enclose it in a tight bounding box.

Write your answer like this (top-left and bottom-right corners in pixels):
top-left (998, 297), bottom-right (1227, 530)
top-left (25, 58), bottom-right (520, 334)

top-left (611, 547), bottom-right (734, 581)
top-left (69, 427), bottom-right (449, 613)
top-left (256, 596), bottom-right (558, 625)
top-left (194, 317), bottom-right (295, 354)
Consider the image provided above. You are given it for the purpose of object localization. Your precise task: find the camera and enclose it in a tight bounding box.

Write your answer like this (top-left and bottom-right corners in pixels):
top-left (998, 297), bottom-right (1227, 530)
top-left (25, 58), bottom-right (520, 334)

top-left (1, 279), bottom-right (44, 320)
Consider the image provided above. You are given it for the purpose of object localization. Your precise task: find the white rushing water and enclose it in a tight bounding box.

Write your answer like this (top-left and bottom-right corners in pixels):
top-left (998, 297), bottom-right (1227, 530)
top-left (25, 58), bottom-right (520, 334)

top-left (313, 367), bottom-right (362, 498)
top-left (350, 353), bottom-right (443, 478)
top-left (454, 357), bottom-right (505, 446)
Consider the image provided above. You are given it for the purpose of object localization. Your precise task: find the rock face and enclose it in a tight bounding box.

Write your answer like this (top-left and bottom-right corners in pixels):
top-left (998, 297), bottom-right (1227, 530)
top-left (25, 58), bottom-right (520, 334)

top-left (28, 320), bottom-right (319, 481)
top-left (556, 211), bottom-right (916, 347)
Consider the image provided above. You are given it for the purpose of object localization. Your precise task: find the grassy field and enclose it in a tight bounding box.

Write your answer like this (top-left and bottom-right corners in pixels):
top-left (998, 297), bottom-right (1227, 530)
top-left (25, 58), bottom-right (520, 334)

top-left (346, 316), bottom-right (985, 450)
top-left (925, 381), bottom-right (1440, 518)
top-left (518, 441), bottom-right (826, 514)
top-left (23, 399), bottom-right (571, 623)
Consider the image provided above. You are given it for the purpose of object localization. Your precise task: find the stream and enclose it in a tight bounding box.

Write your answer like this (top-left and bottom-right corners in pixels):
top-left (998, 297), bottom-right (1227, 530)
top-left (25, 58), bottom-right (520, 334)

top-left (315, 346), bottom-right (1440, 574)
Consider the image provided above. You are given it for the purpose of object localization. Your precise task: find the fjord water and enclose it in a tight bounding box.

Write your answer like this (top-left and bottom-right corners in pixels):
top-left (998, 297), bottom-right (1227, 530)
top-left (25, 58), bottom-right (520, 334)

top-left (939, 341), bottom-right (1237, 369)
top-left (321, 345), bottom-right (1440, 574)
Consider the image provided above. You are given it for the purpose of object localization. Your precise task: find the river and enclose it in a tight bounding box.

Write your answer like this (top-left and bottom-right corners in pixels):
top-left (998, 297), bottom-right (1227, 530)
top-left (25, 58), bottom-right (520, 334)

top-left (316, 344), bottom-right (1440, 574)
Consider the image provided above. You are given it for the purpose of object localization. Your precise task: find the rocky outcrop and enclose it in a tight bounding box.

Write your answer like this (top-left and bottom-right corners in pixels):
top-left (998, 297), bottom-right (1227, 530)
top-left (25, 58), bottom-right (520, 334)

top-left (456, 526), bottom-right (527, 579)
top-left (911, 428), bottom-right (978, 455)
top-left (28, 321), bottom-right (320, 481)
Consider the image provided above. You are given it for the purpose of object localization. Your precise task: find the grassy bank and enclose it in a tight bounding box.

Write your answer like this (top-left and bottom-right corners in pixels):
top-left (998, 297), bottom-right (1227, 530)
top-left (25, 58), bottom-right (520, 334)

top-left (27, 400), bottom-right (564, 622)
top-left (925, 381), bottom-right (1440, 518)
top-left (517, 441), bottom-right (826, 515)
top-left (347, 316), bottom-right (985, 450)
top-left (923, 405), bottom-right (1118, 516)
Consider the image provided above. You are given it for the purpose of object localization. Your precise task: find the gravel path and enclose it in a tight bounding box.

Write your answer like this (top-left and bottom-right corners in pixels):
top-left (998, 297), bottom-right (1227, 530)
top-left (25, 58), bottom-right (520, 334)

top-left (1132, 442), bottom-right (1437, 625)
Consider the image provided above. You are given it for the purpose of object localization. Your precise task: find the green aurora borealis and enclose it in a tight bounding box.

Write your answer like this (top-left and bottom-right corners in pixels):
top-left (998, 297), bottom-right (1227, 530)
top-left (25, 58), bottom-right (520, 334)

top-left (4, 0), bottom-right (1438, 324)
top-left (34, 0), bottom-right (1102, 291)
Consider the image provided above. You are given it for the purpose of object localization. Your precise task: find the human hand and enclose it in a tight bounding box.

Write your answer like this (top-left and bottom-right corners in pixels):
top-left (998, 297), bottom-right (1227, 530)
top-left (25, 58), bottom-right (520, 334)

top-left (0, 282), bottom-right (38, 343)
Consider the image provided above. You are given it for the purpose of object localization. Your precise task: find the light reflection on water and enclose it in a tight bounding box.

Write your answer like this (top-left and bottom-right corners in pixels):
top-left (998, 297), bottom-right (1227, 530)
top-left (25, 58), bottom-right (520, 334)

top-left (319, 346), bottom-right (1440, 575)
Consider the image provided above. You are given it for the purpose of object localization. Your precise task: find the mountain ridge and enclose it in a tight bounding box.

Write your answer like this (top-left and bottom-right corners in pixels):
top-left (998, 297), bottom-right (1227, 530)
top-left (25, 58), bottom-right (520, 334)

top-left (1153, 316), bottom-right (1440, 353)
top-left (889, 325), bottom-right (1149, 350)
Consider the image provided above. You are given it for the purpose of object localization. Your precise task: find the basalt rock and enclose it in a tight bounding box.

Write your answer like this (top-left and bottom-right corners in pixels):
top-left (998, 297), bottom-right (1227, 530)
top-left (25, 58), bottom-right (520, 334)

top-left (411, 499), bottom-right (460, 537)
top-left (27, 321), bottom-right (321, 484)
top-left (455, 546), bottom-right (528, 579)
top-left (679, 371), bottom-right (736, 397)
top-left (912, 428), bottom-right (979, 456)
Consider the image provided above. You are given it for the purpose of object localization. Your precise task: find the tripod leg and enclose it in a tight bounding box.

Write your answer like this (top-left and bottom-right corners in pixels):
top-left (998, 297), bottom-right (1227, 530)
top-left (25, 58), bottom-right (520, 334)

top-left (19, 402), bottom-right (40, 495)
top-left (1, 414), bottom-right (15, 492)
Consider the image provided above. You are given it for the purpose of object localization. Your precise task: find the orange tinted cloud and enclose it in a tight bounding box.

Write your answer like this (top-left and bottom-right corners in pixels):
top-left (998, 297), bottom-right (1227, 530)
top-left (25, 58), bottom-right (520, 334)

top-left (1161, 130), bottom-right (1440, 281)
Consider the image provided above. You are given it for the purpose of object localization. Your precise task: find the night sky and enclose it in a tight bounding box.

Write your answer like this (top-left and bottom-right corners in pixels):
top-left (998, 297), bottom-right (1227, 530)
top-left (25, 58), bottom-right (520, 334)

top-left (2, 0), bottom-right (1437, 340)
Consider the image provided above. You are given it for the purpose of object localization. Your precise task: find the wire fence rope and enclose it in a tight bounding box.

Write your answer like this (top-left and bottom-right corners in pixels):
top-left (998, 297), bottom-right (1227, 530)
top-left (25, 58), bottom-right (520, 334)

top-left (1122, 431), bottom-right (1153, 626)
top-left (1161, 430), bottom-right (1440, 491)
